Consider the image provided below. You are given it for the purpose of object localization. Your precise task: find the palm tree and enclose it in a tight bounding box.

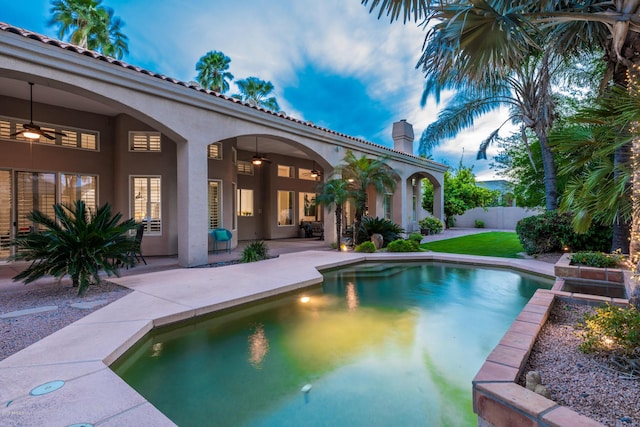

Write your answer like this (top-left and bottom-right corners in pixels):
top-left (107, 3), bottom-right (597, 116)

top-left (550, 100), bottom-right (631, 240)
top-left (362, 0), bottom-right (640, 252)
top-left (232, 77), bottom-right (280, 111)
top-left (420, 47), bottom-right (560, 210)
top-left (9, 200), bottom-right (138, 295)
top-left (49, 0), bottom-right (129, 59)
top-left (195, 51), bottom-right (234, 93)
top-left (337, 150), bottom-right (400, 243)
top-left (316, 179), bottom-right (352, 249)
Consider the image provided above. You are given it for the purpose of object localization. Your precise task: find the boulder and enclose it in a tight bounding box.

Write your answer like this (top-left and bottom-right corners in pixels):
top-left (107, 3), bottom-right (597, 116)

top-left (371, 233), bottom-right (384, 249)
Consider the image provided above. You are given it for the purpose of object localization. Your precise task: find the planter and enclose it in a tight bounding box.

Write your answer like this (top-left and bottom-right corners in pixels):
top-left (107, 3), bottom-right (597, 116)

top-left (473, 290), bottom-right (628, 427)
top-left (553, 253), bottom-right (630, 299)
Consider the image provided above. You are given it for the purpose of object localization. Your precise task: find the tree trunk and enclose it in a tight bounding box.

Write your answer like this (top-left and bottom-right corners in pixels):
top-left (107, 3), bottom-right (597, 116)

top-left (537, 133), bottom-right (558, 211)
top-left (335, 205), bottom-right (343, 249)
top-left (612, 140), bottom-right (632, 253)
top-left (609, 34), bottom-right (640, 254)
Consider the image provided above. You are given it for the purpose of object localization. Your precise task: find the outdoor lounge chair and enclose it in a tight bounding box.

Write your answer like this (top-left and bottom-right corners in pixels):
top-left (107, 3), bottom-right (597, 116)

top-left (210, 228), bottom-right (232, 254)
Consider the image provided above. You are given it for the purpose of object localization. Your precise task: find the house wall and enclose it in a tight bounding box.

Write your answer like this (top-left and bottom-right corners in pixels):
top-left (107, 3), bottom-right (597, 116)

top-left (112, 114), bottom-right (178, 256)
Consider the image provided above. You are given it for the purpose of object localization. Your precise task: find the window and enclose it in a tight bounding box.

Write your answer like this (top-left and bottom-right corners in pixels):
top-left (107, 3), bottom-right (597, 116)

top-left (383, 194), bottom-right (393, 221)
top-left (61, 130), bottom-right (78, 147)
top-left (0, 170), bottom-right (11, 259)
top-left (129, 131), bottom-right (161, 152)
top-left (0, 120), bottom-right (10, 139)
top-left (232, 182), bottom-right (237, 229)
top-left (208, 143), bottom-right (222, 160)
top-left (299, 192), bottom-right (318, 221)
top-left (237, 188), bottom-right (253, 217)
top-left (232, 147), bottom-right (237, 165)
top-left (237, 160), bottom-right (254, 175)
top-left (60, 174), bottom-right (97, 213)
top-left (278, 191), bottom-right (294, 226)
top-left (0, 116), bottom-right (99, 150)
top-left (131, 176), bottom-right (162, 235)
top-left (208, 180), bottom-right (222, 229)
top-left (299, 168), bottom-right (320, 181)
top-left (16, 172), bottom-right (56, 234)
top-left (80, 133), bottom-right (97, 150)
top-left (278, 165), bottom-right (294, 178)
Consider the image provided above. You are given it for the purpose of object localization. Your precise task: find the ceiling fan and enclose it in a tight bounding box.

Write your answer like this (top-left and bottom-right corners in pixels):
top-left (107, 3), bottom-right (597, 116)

top-left (251, 137), bottom-right (271, 165)
top-left (310, 160), bottom-right (321, 178)
top-left (11, 82), bottom-right (66, 141)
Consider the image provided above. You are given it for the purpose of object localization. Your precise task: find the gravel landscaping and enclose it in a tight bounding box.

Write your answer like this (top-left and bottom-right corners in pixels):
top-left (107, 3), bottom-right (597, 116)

top-left (521, 300), bottom-right (640, 427)
top-left (0, 279), bottom-right (131, 360)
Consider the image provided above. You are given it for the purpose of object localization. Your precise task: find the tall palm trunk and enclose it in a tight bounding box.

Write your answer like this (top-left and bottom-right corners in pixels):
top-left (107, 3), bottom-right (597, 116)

top-left (610, 34), bottom-right (640, 254)
top-left (537, 131), bottom-right (558, 211)
top-left (335, 205), bottom-right (343, 249)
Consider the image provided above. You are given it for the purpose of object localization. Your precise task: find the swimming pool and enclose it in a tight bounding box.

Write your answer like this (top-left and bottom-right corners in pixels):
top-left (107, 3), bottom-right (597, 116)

top-left (112, 262), bottom-right (552, 426)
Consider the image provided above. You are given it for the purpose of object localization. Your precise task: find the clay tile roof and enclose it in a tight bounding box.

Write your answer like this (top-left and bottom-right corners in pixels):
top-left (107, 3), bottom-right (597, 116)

top-left (0, 21), bottom-right (436, 163)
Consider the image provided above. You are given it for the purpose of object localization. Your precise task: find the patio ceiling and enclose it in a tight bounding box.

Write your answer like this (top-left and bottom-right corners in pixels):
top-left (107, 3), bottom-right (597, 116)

top-left (0, 76), bottom-right (314, 159)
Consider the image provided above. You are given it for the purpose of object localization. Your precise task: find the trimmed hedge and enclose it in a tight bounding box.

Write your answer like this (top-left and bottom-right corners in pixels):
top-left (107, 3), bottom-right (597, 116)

top-left (516, 211), bottom-right (612, 255)
top-left (354, 241), bottom-right (376, 253)
top-left (386, 239), bottom-right (419, 252)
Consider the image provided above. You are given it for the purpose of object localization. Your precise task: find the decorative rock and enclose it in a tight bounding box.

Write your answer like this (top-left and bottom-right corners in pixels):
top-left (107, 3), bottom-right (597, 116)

top-left (525, 370), bottom-right (542, 391)
top-left (371, 233), bottom-right (383, 249)
top-left (534, 384), bottom-right (551, 399)
top-left (69, 300), bottom-right (108, 310)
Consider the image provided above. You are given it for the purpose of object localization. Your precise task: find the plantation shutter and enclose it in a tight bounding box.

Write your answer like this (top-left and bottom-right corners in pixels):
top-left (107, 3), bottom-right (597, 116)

top-left (208, 181), bottom-right (221, 229)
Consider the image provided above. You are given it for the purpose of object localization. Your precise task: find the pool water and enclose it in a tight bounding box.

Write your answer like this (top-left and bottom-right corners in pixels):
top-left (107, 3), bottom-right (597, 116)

top-left (112, 262), bottom-right (552, 427)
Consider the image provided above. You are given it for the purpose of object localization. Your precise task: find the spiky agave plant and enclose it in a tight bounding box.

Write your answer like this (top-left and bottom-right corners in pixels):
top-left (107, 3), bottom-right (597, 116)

top-left (9, 200), bottom-right (138, 295)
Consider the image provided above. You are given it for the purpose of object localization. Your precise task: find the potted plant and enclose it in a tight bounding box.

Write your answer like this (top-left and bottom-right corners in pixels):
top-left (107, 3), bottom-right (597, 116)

top-left (418, 217), bottom-right (443, 235)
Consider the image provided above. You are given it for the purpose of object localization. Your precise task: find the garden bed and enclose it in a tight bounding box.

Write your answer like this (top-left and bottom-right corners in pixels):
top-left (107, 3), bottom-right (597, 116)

top-left (520, 299), bottom-right (639, 426)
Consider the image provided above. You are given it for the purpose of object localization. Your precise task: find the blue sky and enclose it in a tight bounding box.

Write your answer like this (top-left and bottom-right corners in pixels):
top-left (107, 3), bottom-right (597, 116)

top-left (3, 0), bottom-right (511, 179)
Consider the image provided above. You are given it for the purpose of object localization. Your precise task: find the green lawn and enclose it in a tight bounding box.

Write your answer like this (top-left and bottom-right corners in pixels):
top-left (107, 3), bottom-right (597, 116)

top-left (420, 231), bottom-right (524, 258)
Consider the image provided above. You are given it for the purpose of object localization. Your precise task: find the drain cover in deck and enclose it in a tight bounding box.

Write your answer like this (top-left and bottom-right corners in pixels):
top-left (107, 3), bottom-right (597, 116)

top-left (30, 380), bottom-right (65, 396)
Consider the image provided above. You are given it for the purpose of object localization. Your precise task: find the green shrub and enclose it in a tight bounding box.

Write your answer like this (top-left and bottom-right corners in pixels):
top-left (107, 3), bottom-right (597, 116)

top-left (474, 219), bottom-right (485, 228)
top-left (418, 217), bottom-right (443, 235)
top-left (580, 304), bottom-right (640, 356)
top-left (570, 251), bottom-right (624, 268)
top-left (8, 201), bottom-right (138, 296)
top-left (356, 216), bottom-right (404, 246)
top-left (241, 241), bottom-right (269, 263)
top-left (386, 239), bottom-right (419, 252)
top-left (408, 232), bottom-right (423, 243)
top-left (354, 241), bottom-right (376, 253)
top-left (516, 211), bottom-right (612, 255)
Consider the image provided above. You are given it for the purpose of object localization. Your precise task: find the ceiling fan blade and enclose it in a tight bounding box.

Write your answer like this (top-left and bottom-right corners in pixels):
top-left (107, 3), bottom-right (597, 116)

top-left (41, 132), bottom-right (56, 140)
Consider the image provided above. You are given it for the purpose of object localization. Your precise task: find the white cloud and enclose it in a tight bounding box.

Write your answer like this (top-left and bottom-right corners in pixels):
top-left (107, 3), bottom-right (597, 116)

top-left (4, 0), bottom-right (511, 179)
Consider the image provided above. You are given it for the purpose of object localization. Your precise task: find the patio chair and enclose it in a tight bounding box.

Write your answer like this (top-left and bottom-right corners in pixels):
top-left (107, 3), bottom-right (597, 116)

top-left (210, 228), bottom-right (232, 254)
top-left (128, 223), bottom-right (147, 266)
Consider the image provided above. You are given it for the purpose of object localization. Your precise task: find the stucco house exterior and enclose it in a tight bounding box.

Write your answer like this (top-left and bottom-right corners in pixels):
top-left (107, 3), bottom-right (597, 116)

top-left (0, 22), bottom-right (446, 267)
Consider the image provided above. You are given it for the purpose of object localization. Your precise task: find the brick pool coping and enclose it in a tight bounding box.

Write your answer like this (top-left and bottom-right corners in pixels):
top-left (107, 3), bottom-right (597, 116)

top-left (473, 287), bottom-right (630, 427)
top-left (0, 251), bottom-right (576, 426)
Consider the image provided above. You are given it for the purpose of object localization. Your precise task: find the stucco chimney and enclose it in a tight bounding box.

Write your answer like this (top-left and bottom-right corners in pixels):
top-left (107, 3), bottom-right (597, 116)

top-left (392, 119), bottom-right (414, 154)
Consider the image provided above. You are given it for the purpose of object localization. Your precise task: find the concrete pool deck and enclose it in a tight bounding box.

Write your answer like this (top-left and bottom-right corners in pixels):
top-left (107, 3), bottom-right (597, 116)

top-left (0, 230), bottom-right (557, 426)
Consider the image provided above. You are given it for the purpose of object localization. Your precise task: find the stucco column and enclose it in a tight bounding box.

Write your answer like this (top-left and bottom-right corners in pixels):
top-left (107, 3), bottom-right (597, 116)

top-left (176, 138), bottom-right (209, 267)
top-left (432, 178), bottom-right (444, 222)
top-left (397, 174), bottom-right (408, 232)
